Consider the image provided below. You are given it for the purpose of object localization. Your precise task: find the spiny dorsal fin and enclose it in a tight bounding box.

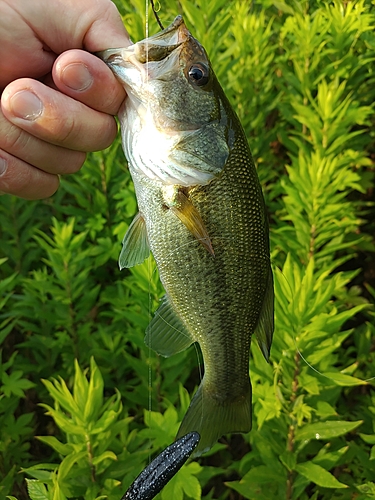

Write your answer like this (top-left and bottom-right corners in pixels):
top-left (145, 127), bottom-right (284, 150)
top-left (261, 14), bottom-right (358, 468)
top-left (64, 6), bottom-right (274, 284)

top-left (119, 212), bottom-right (150, 269)
top-left (145, 296), bottom-right (195, 357)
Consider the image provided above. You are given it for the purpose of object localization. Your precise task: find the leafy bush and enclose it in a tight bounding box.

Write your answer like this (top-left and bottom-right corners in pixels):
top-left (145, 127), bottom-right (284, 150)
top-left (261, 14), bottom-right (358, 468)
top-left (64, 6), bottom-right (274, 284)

top-left (1, 0), bottom-right (374, 499)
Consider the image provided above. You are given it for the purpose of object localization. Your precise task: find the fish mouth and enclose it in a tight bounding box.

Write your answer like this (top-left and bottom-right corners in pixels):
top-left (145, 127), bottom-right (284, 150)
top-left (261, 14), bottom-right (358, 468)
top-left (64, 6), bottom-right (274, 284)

top-left (96, 16), bottom-right (207, 86)
top-left (96, 16), bottom-right (193, 80)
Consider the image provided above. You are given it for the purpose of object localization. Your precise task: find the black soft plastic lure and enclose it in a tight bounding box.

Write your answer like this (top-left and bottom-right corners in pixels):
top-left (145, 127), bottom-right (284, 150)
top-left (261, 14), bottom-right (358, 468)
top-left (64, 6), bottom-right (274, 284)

top-left (122, 432), bottom-right (200, 500)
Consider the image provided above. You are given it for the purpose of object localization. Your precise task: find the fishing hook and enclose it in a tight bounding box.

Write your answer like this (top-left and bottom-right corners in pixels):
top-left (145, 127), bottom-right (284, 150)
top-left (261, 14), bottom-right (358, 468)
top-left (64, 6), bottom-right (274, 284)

top-left (150, 0), bottom-right (165, 30)
top-left (122, 432), bottom-right (200, 500)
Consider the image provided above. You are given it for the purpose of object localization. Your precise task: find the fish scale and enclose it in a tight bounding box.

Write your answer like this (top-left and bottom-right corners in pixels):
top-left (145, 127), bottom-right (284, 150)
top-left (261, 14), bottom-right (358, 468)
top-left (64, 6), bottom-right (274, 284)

top-left (99, 15), bottom-right (274, 456)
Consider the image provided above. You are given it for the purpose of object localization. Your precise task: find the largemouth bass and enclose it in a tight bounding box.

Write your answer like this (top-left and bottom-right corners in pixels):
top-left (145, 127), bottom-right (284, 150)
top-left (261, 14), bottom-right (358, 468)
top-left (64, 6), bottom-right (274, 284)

top-left (99, 16), bottom-right (274, 456)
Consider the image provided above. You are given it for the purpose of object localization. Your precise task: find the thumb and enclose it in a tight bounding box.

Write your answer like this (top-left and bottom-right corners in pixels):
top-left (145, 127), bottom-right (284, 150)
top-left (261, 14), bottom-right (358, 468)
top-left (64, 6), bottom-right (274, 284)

top-left (82, 1), bottom-right (132, 51)
top-left (13, 0), bottom-right (131, 53)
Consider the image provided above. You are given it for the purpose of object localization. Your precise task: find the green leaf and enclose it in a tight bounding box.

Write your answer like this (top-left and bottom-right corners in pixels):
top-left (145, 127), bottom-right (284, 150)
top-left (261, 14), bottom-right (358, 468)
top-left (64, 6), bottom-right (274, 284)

top-left (357, 482), bottom-right (375, 496)
top-left (226, 464), bottom-right (287, 499)
top-left (42, 379), bottom-right (80, 417)
top-left (323, 372), bottom-right (368, 386)
top-left (313, 445), bottom-right (349, 469)
top-left (161, 474), bottom-right (183, 500)
top-left (36, 437), bottom-right (73, 456)
top-left (91, 392), bottom-right (122, 434)
top-left (360, 434), bottom-right (375, 445)
top-left (295, 462), bottom-right (348, 488)
top-left (295, 420), bottom-right (363, 441)
top-left (91, 451), bottom-right (117, 466)
top-left (315, 401), bottom-right (337, 419)
top-left (161, 463), bottom-right (201, 500)
top-left (26, 480), bottom-right (50, 500)
top-left (21, 464), bottom-right (59, 482)
top-left (231, 464), bottom-right (286, 487)
top-left (51, 481), bottom-right (68, 500)
top-left (279, 450), bottom-right (297, 472)
top-left (57, 451), bottom-right (87, 482)
top-left (272, 1), bottom-right (295, 14)
top-left (1, 370), bottom-right (35, 397)
top-left (72, 359), bottom-right (89, 416)
top-left (141, 406), bottom-right (179, 448)
top-left (83, 357), bottom-right (104, 422)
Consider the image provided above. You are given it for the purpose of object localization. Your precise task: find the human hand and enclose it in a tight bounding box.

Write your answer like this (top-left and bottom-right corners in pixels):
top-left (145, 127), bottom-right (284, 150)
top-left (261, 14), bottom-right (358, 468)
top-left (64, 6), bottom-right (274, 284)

top-left (0, 0), bottom-right (131, 199)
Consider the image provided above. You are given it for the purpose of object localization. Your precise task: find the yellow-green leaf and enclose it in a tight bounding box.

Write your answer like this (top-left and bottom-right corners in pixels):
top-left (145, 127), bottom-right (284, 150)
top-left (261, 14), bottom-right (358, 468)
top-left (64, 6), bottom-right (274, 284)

top-left (295, 462), bottom-right (348, 488)
top-left (295, 420), bottom-right (362, 441)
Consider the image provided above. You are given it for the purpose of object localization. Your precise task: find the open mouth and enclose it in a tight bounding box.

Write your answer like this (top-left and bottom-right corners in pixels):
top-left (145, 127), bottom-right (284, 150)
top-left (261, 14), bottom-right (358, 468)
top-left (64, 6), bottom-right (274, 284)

top-left (97, 15), bottom-right (190, 68)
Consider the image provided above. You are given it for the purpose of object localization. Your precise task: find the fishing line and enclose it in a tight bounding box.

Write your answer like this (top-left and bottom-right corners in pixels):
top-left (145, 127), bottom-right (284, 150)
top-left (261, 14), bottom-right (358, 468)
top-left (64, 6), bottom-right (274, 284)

top-left (146, 236), bottom-right (225, 433)
top-left (145, 0), bottom-right (153, 465)
top-left (147, 256), bottom-right (154, 464)
top-left (150, 0), bottom-right (165, 30)
top-left (274, 264), bottom-right (375, 383)
top-left (147, 239), bottom-right (207, 376)
top-left (140, 1), bottom-right (204, 441)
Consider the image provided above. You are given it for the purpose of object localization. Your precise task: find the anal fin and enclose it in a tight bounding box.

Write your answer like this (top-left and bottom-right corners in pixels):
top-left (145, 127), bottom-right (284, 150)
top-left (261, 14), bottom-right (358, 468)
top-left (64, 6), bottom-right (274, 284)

top-left (145, 296), bottom-right (195, 357)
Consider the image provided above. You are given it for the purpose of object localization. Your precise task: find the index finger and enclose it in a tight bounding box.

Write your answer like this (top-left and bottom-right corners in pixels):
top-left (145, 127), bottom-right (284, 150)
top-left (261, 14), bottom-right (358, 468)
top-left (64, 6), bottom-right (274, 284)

top-left (53, 50), bottom-right (127, 115)
top-left (1, 78), bottom-right (118, 152)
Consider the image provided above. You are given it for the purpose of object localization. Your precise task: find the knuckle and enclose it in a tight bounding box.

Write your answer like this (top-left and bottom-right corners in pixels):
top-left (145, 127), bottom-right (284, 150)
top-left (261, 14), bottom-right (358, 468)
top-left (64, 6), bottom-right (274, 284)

top-left (92, 116), bottom-right (118, 150)
top-left (49, 114), bottom-right (77, 145)
top-left (0, 113), bottom-right (25, 151)
top-left (62, 151), bottom-right (86, 174)
top-left (2, 124), bottom-right (30, 153)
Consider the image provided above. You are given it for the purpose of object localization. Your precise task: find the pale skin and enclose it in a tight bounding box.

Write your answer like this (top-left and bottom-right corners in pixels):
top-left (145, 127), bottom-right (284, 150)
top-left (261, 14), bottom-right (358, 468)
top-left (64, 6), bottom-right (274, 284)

top-left (0, 0), bottom-right (131, 199)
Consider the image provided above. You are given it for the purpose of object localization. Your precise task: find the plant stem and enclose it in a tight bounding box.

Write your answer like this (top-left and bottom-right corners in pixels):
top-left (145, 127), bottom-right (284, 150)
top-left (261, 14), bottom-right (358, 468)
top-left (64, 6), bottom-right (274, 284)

top-left (65, 262), bottom-right (79, 359)
top-left (99, 156), bottom-right (112, 229)
top-left (286, 349), bottom-right (301, 500)
top-left (86, 433), bottom-right (96, 482)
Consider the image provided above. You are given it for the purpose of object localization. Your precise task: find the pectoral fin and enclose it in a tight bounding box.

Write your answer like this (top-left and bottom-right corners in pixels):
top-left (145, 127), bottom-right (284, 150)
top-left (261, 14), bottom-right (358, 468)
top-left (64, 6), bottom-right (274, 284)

top-left (171, 123), bottom-right (229, 177)
top-left (163, 187), bottom-right (214, 256)
top-left (119, 212), bottom-right (150, 269)
top-left (145, 296), bottom-right (195, 357)
top-left (254, 266), bottom-right (274, 361)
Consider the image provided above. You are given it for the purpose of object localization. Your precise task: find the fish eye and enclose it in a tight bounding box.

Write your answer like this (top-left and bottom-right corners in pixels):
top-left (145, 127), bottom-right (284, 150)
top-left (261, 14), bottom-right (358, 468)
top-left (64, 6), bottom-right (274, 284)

top-left (188, 63), bottom-right (209, 86)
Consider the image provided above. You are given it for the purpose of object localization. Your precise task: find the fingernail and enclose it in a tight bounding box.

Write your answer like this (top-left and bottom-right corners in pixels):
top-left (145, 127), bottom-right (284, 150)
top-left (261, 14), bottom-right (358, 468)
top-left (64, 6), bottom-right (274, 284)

top-left (10, 90), bottom-right (43, 121)
top-left (61, 63), bottom-right (93, 91)
top-left (0, 157), bottom-right (7, 177)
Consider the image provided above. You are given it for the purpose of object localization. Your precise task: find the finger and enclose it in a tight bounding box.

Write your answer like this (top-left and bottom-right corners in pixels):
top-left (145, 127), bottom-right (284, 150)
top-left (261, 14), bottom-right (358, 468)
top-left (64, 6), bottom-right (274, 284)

top-left (53, 50), bottom-right (126, 115)
top-left (0, 111), bottom-right (86, 175)
top-left (1, 78), bottom-right (118, 151)
top-left (2, 0), bottom-right (131, 54)
top-left (0, 149), bottom-right (60, 200)
top-left (0, 1), bottom-right (57, 88)
top-left (80, 0), bottom-right (132, 51)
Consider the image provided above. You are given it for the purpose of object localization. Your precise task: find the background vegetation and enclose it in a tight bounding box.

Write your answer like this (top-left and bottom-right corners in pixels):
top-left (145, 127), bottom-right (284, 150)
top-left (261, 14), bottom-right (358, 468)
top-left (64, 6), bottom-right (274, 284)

top-left (1, 0), bottom-right (374, 498)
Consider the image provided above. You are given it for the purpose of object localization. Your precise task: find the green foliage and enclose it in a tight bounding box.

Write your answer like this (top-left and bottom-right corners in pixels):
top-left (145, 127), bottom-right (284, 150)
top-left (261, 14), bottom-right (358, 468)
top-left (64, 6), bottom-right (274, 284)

top-left (19, 357), bottom-right (145, 500)
top-left (1, 0), bottom-right (374, 499)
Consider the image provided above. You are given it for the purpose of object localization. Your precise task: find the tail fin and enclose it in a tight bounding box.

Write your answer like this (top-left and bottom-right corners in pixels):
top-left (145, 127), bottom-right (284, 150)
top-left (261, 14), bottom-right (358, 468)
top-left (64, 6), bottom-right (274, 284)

top-left (176, 379), bottom-right (252, 456)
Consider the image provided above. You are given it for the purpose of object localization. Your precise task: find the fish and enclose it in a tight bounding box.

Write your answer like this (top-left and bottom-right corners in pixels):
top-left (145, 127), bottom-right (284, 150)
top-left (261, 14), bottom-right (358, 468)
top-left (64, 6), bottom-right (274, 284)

top-left (98, 15), bottom-right (274, 456)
